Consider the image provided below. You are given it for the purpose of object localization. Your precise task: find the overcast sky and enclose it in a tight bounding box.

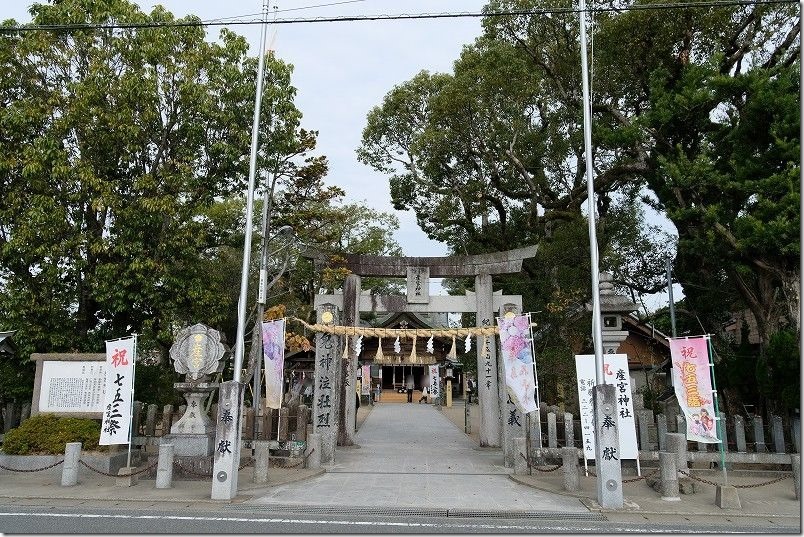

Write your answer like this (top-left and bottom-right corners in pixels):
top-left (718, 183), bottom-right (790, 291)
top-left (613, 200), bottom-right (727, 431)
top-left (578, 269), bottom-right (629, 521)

top-left (7, 1), bottom-right (679, 310)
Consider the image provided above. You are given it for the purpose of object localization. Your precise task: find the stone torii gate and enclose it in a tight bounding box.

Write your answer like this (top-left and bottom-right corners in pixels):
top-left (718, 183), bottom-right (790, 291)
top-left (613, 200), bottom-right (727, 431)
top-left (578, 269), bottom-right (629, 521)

top-left (304, 246), bottom-right (538, 464)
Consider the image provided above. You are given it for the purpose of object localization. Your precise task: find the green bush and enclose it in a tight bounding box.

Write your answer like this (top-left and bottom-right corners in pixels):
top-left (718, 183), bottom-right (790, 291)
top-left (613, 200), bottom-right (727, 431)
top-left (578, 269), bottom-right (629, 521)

top-left (1, 414), bottom-right (106, 455)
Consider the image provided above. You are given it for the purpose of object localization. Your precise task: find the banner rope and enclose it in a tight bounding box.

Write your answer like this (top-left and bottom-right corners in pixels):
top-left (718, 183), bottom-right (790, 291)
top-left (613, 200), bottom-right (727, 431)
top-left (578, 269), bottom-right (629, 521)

top-left (289, 317), bottom-right (535, 338)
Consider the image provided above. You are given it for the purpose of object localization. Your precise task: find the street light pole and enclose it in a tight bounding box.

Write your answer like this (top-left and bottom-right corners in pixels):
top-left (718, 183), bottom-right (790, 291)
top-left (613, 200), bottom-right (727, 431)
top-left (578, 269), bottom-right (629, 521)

top-left (579, 0), bottom-right (623, 509)
top-left (211, 0), bottom-right (269, 501)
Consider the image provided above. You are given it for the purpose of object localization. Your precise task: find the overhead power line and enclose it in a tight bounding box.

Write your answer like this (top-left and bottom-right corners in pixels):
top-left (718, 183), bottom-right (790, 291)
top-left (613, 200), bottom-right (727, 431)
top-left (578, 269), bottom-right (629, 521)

top-left (0, 0), bottom-right (797, 33)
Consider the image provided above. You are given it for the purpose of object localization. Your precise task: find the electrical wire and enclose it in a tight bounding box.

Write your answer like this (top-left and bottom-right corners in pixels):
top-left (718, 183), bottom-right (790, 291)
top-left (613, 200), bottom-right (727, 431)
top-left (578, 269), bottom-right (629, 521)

top-left (0, 0), bottom-right (796, 33)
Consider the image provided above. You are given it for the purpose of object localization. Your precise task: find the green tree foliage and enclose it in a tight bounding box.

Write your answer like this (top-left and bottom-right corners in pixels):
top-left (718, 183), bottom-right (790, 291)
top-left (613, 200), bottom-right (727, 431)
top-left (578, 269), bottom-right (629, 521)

top-left (0, 0), bottom-right (404, 406)
top-left (358, 0), bottom-right (799, 410)
top-left (0, 0), bottom-right (292, 359)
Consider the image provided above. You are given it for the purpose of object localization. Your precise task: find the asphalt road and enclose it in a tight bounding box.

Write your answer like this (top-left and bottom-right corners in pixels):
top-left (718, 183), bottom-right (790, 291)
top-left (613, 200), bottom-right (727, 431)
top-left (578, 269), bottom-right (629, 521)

top-left (0, 503), bottom-right (799, 534)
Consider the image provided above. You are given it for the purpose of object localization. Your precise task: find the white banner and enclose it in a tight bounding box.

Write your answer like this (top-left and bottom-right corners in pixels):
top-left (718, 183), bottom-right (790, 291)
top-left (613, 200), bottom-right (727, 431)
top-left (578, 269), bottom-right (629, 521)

top-left (428, 365), bottom-right (440, 400)
top-left (574, 354), bottom-right (638, 460)
top-left (262, 319), bottom-right (287, 410)
top-left (100, 337), bottom-right (136, 445)
top-left (497, 314), bottom-right (538, 414)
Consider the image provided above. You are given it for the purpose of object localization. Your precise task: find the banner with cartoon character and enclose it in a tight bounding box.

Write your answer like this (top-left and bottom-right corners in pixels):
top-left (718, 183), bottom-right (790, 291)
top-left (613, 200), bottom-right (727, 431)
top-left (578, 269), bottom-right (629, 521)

top-left (497, 314), bottom-right (538, 414)
top-left (669, 336), bottom-right (719, 444)
top-left (262, 319), bottom-right (286, 410)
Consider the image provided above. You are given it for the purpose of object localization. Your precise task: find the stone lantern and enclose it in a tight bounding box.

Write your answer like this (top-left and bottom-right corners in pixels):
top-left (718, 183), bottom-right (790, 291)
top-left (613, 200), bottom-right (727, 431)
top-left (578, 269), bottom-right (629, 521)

top-left (593, 273), bottom-right (638, 354)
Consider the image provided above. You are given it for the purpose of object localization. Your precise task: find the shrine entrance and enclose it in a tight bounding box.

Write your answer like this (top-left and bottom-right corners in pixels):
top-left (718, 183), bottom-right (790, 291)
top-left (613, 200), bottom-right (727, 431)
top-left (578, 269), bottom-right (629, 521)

top-left (300, 246), bottom-right (538, 465)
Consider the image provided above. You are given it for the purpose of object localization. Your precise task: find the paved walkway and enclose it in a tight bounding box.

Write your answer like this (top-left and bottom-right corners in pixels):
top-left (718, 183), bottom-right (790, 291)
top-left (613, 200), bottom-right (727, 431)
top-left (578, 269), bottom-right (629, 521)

top-left (246, 403), bottom-right (588, 513)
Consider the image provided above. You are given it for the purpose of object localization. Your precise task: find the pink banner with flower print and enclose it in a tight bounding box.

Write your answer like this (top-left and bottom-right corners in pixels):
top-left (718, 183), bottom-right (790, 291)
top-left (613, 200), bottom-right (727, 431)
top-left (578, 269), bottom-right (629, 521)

top-left (497, 314), bottom-right (538, 414)
top-left (669, 337), bottom-right (720, 444)
top-left (262, 319), bottom-right (286, 410)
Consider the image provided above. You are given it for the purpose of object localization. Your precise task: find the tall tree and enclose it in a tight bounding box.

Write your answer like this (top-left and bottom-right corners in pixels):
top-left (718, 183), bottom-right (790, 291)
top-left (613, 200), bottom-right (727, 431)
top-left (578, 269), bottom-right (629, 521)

top-left (0, 0), bottom-right (314, 375)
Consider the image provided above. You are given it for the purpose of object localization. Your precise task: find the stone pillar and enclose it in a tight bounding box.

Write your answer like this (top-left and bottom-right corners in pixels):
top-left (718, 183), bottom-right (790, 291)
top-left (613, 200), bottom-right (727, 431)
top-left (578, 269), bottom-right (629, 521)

top-left (637, 411), bottom-right (652, 451)
top-left (475, 273), bottom-right (500, 447)
top-left (260, 407), bottom-right (272, 441)
top-left (278, 407), bottom-right (289, 441)
top-left (792, 454), bottom-right (800, 500)
top-left (676, 414), bottom-right (685, 436)
top-left (772, 416), bottom-right (785, 453)
top-left (61, 442), bottom-right (81, 487)
top-left (340, 274), bottom-right (361, 447)
top-left (211, 380), bottom-right (245, 501)
top-left (593, 384), bottom-right (623, 509)
top-left (665, 433), bottom-right (689, 475)
top-left (313, 303), bottom-right (342, 463)
top-left (20, 403), bottom-right (30, 425)
top-left (253, 440), bottom-right (270, 485)
top-left (244, 408), bottom-right (255, 439)
top-left (307, 432), bottom-right (322, 469)
top-left (659, 451), bottom-right (680, 501)
top-left (793, 417), bottom-right (800, 454)
top-left (564, 413), bottom-right (575, 448)
top-left (162, 405), bottom-right (174, 435)
top-left (513, 437), bottom-right (528, 475)
top-left (657, 414), bottom-right (668, 452)
top-left (718, 412), bottom-right (729, 451)
top-left (734, 416), bottom-right (747, 453)
top-left (145, 404), bottom-right (158, 436)
top-left (547, 412), bottom-right (558, 448)
top-left (753, 416), bottom-right (768, 453)
top-left (155, 443), bottom-right (174, 489)
top-left (131, 401), bottom-right (143, 437)
top-left (562, 446), bottom-right (580, 492)
top-left (296, 405), bottom-right (310, 442)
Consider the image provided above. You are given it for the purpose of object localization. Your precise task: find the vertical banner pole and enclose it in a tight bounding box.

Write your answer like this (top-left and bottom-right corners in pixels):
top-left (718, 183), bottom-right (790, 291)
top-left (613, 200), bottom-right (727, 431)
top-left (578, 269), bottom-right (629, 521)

top-left (706, 335), bottom-right (728, 485)
top-left (126, 335), bottom-right (138, 470)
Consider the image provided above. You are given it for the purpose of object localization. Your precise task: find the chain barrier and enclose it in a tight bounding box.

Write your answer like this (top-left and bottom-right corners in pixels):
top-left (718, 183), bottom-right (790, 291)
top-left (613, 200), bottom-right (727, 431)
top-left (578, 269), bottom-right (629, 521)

top-left (0, 459), bottom-right (64, 473)
top-left (622, 468), bottom-right (659, 483)
top-left (268, 447), bottom-right (315, 469)
top-left (79, 458), bottom-right (159, 478)
top-left (521, 453), bottom-right (562, 472)
top-left (173, 459), bottom-right (213, 477)
top-left (678, 469), bottom-right (792, 488)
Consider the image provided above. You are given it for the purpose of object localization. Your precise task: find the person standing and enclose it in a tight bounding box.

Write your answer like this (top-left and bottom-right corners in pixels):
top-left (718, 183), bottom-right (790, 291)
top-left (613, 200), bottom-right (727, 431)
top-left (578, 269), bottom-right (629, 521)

top-left (418, 385), bottom-right (429, 404)
top-left (406, 378), bottom-right (414, 403)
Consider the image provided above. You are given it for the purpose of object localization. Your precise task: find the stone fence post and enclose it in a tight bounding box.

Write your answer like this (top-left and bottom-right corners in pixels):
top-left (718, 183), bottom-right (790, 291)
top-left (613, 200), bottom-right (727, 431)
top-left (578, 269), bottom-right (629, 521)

top-left (155, 443), bottom-right (174, 489)
top-left (659, 451), bottom-right (680, 501)
top-left (664, 433), bottom-right (688, 476)
top-left (561, 446), bottom-right (579, 492)
top-left (61, 442), bottom-right (81, 486)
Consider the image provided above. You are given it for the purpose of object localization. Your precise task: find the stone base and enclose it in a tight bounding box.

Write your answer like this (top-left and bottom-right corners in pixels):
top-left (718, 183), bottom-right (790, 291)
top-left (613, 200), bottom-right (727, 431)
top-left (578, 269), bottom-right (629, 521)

top-left (0, 451), bottom-right (131, 477)
top-left (162, 433), bottom-right (214, 457)
top-left (715, 484), bottom-right (741, 509)
top-left (116, 466), bottom-right (138, 487)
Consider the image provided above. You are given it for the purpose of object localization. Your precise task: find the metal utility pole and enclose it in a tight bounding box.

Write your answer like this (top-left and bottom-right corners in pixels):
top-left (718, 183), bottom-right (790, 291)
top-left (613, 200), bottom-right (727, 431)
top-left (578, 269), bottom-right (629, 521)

top-left (666, 257), bottom-right (677, 337)
top-left (579, 0), bottom-right (604, 386)
top-left (211, 0), bottom-right (269, 501)
top-left (579, 0), bottom-right (623, 510)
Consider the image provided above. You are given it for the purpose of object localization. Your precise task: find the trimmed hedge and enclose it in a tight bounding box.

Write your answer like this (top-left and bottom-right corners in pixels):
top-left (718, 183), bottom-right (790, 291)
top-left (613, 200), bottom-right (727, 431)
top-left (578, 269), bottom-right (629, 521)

top-left (1, 414), bottom-right (106, 455)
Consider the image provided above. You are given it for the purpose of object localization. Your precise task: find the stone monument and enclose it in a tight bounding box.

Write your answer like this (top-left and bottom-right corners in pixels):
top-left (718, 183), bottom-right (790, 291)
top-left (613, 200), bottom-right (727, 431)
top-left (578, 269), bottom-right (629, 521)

top-left (164, 323), bottom-right (228, 456)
